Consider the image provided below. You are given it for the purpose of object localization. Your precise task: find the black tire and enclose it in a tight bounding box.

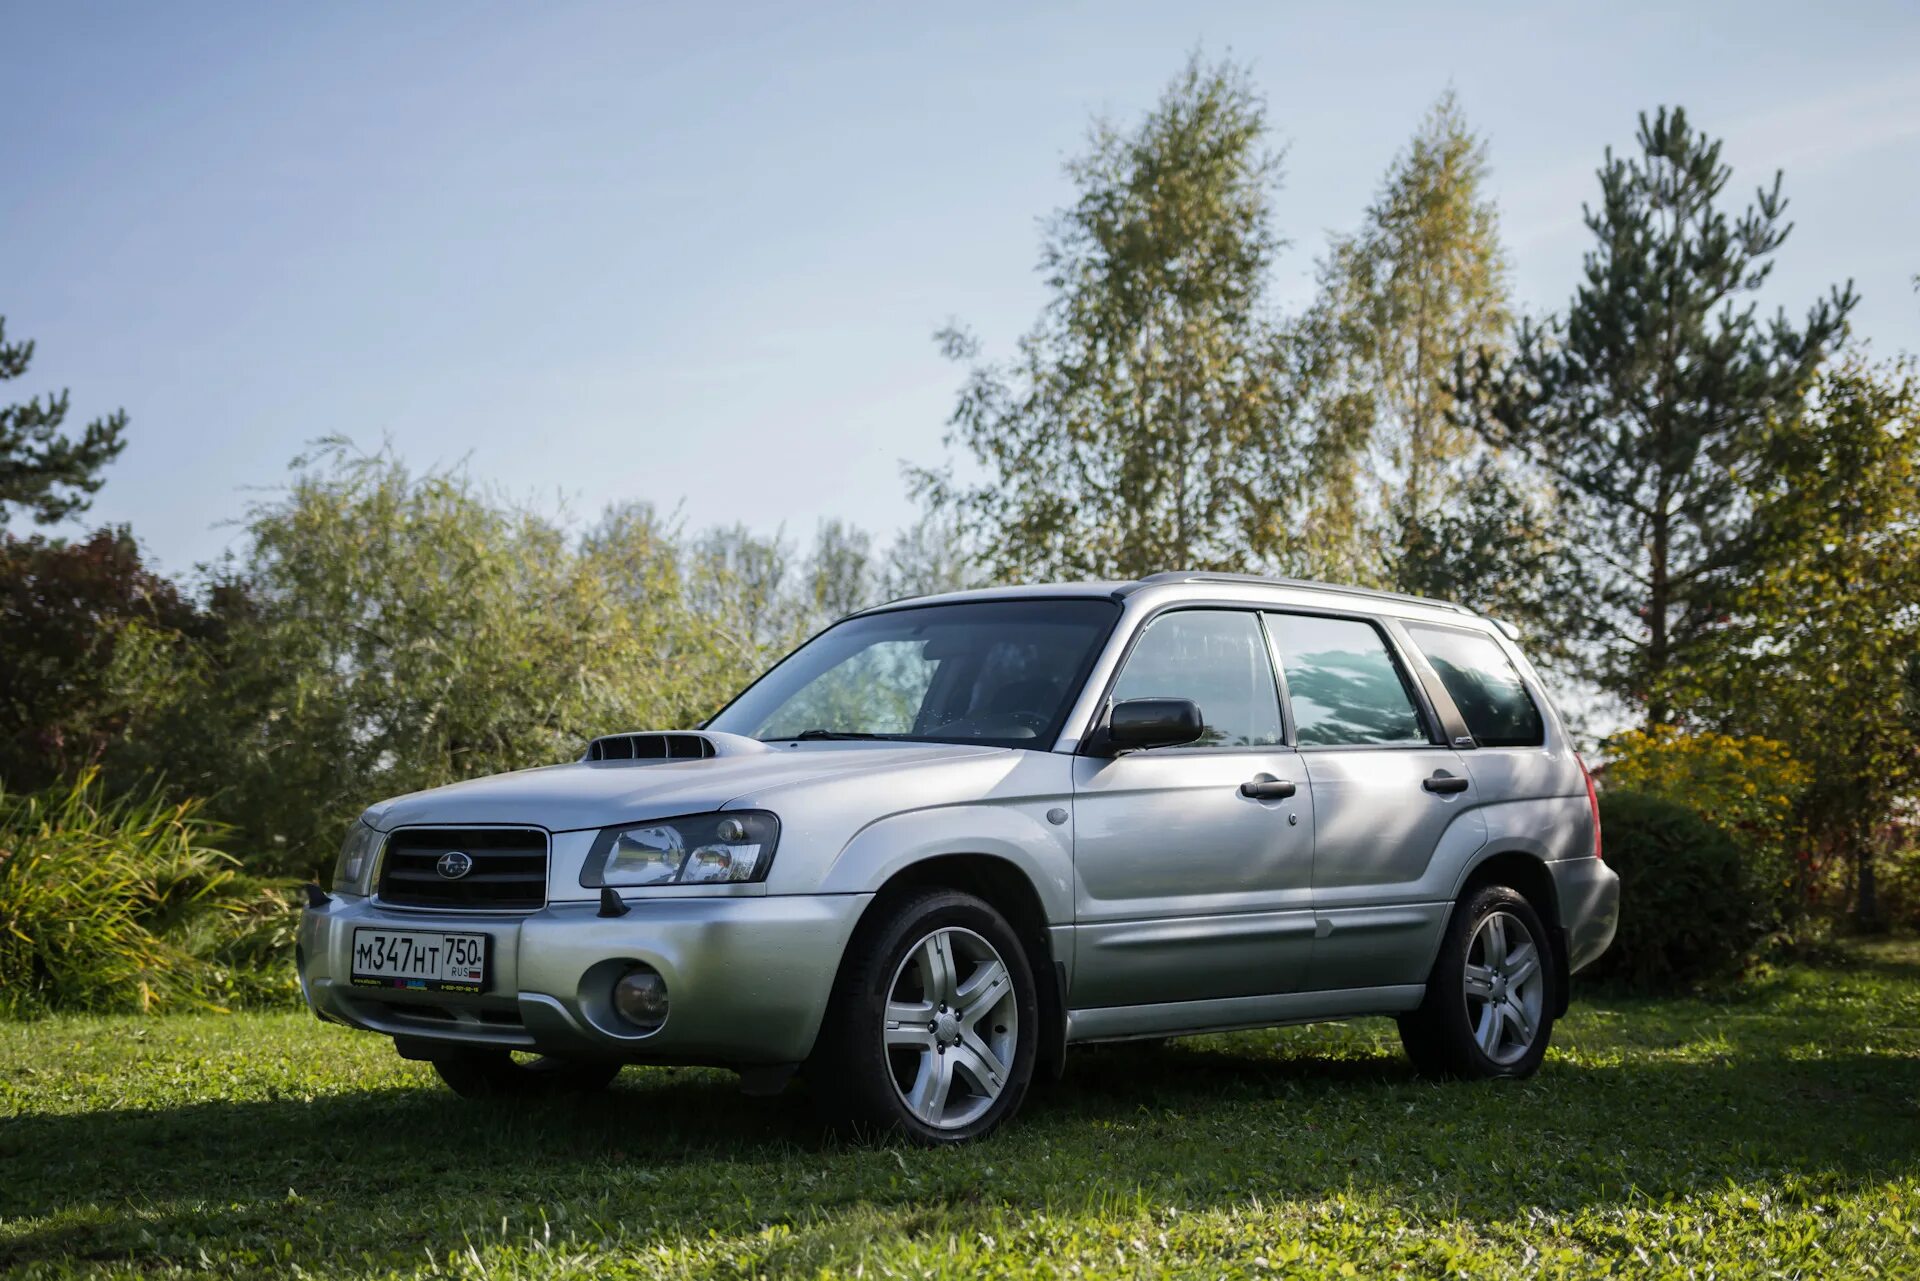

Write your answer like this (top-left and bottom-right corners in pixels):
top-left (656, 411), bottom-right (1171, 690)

top-left (430, 1050), bottom-right (621, 1099)
top-left (1398, 884), bottom-right (1556, 1080)
top-left (810, 887), bottom-right (1039, 1144)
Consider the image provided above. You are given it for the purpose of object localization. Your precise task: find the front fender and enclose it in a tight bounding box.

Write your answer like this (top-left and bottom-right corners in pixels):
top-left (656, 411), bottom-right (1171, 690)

top-left (815, 801), bottom-right (1075, 925)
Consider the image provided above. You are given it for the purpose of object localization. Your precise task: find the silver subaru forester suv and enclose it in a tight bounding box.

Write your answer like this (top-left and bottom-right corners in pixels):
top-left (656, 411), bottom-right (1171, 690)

top-left (300, 573), bottom-right (1619, 1143)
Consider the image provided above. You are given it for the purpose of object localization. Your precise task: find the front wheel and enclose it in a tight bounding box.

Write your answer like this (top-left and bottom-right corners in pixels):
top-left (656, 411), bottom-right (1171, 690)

top-left (1399, 884), bottom-right (1556, 1079)
top-left (810, 888), bottom-right (1038, 1143)
top-left (429, 1049), bottom-right (621, 1098)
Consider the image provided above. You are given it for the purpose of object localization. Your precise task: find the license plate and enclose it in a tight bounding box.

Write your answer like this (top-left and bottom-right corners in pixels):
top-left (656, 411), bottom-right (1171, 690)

top-left (350, 928), bottom-right (489, 994)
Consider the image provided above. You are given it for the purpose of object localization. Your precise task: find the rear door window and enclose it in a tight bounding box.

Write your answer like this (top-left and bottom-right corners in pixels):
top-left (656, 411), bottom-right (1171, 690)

top-left (1267, 614), bottom-right (1427, 747)
top-left (1404, 624), bottom-right (1544, 748)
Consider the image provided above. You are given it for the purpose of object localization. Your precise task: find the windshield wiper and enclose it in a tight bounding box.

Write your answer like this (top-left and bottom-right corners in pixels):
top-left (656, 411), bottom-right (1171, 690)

top-left (787, 729), bottom-right (896, 741)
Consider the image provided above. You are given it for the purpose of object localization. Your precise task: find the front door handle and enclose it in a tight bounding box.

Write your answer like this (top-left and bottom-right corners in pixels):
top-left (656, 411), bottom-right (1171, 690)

top-left (1240, 777), bottom-right (1297, 800)
top-left (1423, 771), bottom-right (1470, 795)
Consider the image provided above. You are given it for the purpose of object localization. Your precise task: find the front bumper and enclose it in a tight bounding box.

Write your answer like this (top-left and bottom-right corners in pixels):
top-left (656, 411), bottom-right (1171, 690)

top-left (298, 892), bottom-right (871, 1065)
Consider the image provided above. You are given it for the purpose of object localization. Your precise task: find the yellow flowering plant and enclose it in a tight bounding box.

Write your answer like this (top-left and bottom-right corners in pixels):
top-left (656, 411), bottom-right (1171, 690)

top-left (1603, 725), bottom-right (1815, 918)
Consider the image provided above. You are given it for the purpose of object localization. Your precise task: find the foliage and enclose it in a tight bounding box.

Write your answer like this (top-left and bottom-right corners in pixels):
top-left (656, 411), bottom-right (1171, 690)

top-left (0, 315), bottom-right (128, 527)
top-left (101, 444), bottom-right (969, 879)
top-left (1456, 107), bottom-right (1855, 724)
top-left (0, 771), bottom-right (294, 1016)
top-left (1307, 92), bottom-right (1514, 586)
top-left (0, 526), bottom-right (215, 791)
top-left (107, 443), bottom-right (765, 878)
top-left (915, 55), bottom-right (1307, 581)
top-left (7, 940), bottom-right (1920, 1275)
top-left (1878, 830), bottom-right (1920, 930)
top-left (1603, 725), bottom-right (1812, 918)
top-left (873, 507), bottom-right (983, 602)
top-left (1389, 455), bottom-right (1579, 665)
top-left (1675, 359), bottom-right (1920, 927)
top-left (1587, 789), bottom-right (1768, 990)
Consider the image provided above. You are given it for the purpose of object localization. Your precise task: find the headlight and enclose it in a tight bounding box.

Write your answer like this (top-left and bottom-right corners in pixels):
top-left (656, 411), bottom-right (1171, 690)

top-left (582, 811), bottom-right (779, 887)
top-left (332, 817), bottom-right (383, 891)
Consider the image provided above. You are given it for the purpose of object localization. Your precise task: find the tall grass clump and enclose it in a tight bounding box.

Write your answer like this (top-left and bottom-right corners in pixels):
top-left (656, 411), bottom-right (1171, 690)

top-left (0, 772), bottom-right (297, 1016)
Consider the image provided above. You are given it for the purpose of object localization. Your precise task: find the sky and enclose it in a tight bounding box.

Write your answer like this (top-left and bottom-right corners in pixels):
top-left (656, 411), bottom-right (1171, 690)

top-left (5, 1), bottom-right (1919, 578)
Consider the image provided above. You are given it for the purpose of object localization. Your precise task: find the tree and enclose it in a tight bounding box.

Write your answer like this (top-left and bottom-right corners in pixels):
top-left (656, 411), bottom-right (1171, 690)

top-left (1388, 456), bottom-right (1580, 670)
top-left (1311, 93), bottom-right (1512, 583)
top-left (915, 56), bottom-right (1304, 580)
top-left (109, 442), bottom-right (759, 875)
top-left (1456, 108), bottom-right (1855, 724)
top-left (685, 522), bottom-right (804, 657)
top-left (1682, 360), bottom-right (1920, 928)
top-left (804, 520), bottom-right (876, 624)
top-left (1, 317), bottom-right (128, 527)
top-left (876, 508), bottom-right (983, 602)
top-left (0, 528), bottom-right (210, 790)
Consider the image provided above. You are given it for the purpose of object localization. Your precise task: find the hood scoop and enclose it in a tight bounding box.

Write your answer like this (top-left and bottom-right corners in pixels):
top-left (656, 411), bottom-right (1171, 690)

top-left (580, 730), bottom-right (770, 763)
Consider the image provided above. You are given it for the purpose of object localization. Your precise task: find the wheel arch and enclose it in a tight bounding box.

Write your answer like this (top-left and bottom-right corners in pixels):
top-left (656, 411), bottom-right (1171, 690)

top-left (1454, 848), bottom-right (1571, 1018)
top-left (821, 852), bottom-right (1068, 1080)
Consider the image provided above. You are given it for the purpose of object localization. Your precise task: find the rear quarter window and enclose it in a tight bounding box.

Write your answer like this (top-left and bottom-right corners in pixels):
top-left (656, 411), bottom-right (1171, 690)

top-left (1405, 623), bottom-right (1545, 748)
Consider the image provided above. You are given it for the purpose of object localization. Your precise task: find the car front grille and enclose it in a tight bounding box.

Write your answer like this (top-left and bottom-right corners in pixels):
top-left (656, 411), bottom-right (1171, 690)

top-left (376, 827), bottom-right (548, 911)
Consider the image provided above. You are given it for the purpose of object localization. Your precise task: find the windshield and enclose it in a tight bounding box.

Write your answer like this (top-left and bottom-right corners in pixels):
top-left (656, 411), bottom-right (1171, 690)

top-left (707, 598), bottom-right (1120, 749)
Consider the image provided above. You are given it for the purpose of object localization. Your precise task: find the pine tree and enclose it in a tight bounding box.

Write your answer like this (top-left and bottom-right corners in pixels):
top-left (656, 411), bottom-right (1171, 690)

top-left (1, 317), bottom-right (129, 527)
top-left (1456, 108), bottom-right (1854, 724)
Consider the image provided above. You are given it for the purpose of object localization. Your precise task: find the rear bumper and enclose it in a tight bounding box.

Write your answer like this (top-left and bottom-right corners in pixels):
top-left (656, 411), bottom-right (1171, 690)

top-left (298, 891), bottom-right (870, 1065)
top-left (1548, 856), bottom-right (1620, 974)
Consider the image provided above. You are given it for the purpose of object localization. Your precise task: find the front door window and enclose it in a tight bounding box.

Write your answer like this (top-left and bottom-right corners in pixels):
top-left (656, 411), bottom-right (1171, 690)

top-left (1109, 609), bottom-right (1284, 748)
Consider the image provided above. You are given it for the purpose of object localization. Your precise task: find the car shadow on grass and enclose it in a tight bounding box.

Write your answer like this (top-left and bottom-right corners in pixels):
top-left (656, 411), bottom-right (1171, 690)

top-left (8, 1032), bottom-right (1915, 1273)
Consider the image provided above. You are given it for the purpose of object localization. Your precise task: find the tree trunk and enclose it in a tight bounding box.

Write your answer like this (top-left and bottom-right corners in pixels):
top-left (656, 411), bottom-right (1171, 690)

top-left (1852, 830), bottom-right (1886, 934)
top-left (1646, 500), bottom-right (1672, 727)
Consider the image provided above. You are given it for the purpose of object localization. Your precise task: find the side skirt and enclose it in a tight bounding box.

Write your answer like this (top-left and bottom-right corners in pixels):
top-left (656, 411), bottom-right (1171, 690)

top-left (1065, 983), bottom-right (1426, 1044)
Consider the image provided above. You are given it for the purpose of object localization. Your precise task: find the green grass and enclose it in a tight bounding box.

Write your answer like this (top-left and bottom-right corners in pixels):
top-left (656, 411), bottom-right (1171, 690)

top-left (5, 942), bottom-right (1919, 1279)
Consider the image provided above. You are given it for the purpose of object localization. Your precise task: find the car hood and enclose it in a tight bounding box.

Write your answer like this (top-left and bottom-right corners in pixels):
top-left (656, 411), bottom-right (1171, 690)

top-left (362, 740), bottom-right (1009, 833)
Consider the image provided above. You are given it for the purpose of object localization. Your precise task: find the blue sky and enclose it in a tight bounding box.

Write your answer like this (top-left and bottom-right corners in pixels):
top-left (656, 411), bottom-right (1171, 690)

top-left (5, 2), bottom-right (1918, 575)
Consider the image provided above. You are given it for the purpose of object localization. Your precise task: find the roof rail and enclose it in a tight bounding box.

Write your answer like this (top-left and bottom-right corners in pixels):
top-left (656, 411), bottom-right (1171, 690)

top-left (1124, 570), bottom-right (1476, 615)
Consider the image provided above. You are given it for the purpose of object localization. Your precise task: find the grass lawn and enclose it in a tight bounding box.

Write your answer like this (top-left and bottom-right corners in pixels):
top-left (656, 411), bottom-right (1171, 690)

top-left (4, 941), bottom-right (1918, 1278)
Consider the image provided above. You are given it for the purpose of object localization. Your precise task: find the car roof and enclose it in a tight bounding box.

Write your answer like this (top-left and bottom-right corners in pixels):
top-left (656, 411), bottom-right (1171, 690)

top-left (852, 571), bottom-right (1483, 624)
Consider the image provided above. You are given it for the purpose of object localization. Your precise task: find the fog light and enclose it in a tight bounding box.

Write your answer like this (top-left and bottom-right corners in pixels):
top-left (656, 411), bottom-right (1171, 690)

top-left (612, 965), bottom-right (669, 1033)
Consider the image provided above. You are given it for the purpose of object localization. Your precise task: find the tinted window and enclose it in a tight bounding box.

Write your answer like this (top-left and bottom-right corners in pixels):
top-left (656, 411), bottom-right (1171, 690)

top-left (1269, 614), bottom-right (1426, 746)
top-left (708, 599), bottom-right (1118, 748)
top-left (1407, 624), bottom-right (1544, 747)
top-left (1110, 610), bottom-right (1283, 747)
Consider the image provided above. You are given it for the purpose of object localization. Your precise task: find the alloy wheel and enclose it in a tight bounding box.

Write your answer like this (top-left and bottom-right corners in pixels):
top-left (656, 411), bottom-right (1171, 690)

top-left (1462, 909), bottom-right (1546, 1065)
top-left (882, 926), bottom-right (1019, 1130)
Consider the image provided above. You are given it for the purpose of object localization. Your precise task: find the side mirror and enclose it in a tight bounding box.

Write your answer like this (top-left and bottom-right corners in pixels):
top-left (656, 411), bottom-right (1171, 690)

top-left (1098, 697), bottom-right (1205, 755)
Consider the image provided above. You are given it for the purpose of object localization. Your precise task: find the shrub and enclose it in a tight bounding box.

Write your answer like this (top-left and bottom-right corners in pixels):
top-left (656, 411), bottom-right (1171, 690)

top-left (0, 772), bottom-right (297, 1016)
top-left (1875, 824), bottom-right (1920, 930)
top-left (1, 529), bottom-right (220, 793)
top-left (1603, 726), bottom-right (1815, 927)
top-left (1587, 789), bottom-right (1769, 991)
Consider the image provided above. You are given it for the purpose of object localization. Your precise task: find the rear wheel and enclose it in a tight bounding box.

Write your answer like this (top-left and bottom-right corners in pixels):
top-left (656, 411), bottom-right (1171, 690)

top-left (1399, 884), bottom-right (1555, 1079)
top-left (430, 1050), bottom-right (621, 1098)
top-left (810, 888), bottom-right (1037, 1143)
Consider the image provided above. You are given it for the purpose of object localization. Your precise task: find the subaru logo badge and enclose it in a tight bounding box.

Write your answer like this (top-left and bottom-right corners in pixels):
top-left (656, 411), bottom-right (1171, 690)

top-left (436, 850), bottom-right (473, 880)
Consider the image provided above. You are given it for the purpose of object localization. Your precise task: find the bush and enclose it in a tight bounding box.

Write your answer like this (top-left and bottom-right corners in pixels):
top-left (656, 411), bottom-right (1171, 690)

top-left (1603, 726), bottom-right (1814, 926)
top-left (0, 772), bottom-right (298, 1016)
top-left (1876, 826), bottom-right (1920, 930)
top-left (1587, 789), bottom-right (1770, 991)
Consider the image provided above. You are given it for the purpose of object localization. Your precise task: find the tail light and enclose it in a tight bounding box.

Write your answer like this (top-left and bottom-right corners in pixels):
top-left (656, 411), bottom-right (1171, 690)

top-left (1577, 754), bottom-right (1603, 860)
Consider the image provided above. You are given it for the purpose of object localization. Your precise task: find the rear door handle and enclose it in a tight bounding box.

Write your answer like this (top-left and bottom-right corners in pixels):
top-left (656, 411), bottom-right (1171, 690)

top-left (1240, 778), bottom-right (1297, 800)
top-left (1422, 771), bottom-right (1470, 795)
